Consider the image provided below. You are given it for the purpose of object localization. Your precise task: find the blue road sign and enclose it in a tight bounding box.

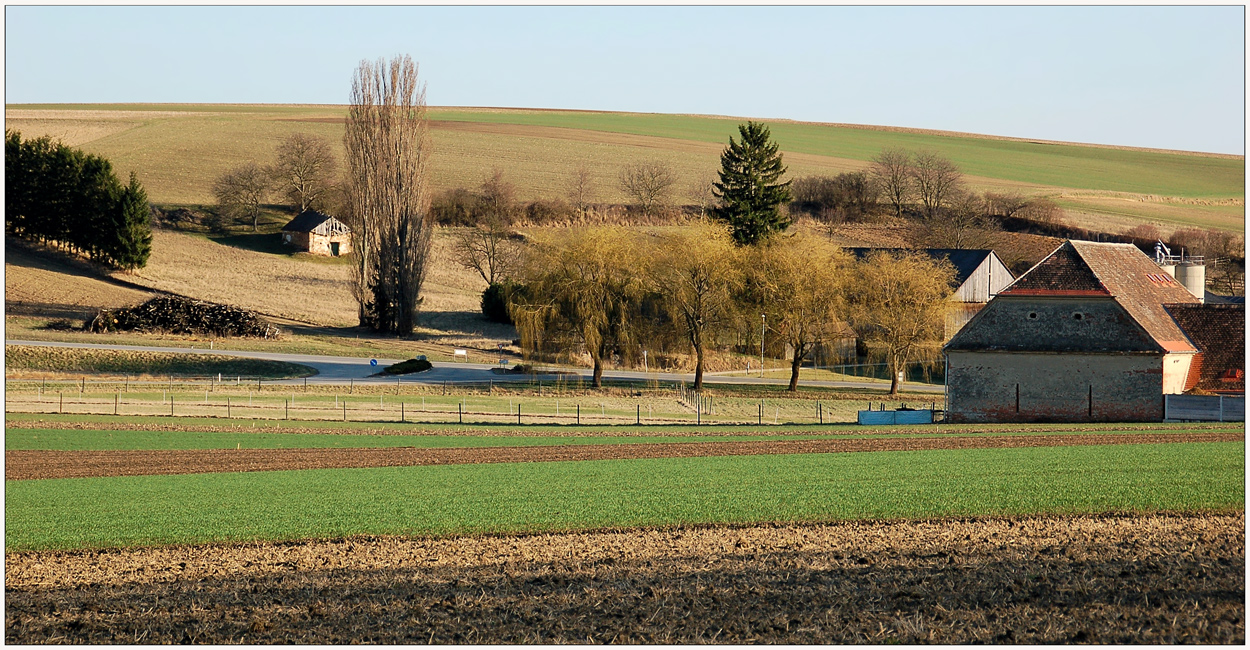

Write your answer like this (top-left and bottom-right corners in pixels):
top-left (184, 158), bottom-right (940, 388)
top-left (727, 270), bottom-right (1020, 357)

top-left (370, 359), bottom-right (378, 367)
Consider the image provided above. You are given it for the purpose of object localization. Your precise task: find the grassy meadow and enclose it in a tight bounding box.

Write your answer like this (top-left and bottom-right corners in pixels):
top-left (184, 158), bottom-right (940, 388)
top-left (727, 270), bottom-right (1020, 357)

top-left (6, 440), bottom-right (1242, 550)
top-left (6, 103), bottom-right (1243, 234)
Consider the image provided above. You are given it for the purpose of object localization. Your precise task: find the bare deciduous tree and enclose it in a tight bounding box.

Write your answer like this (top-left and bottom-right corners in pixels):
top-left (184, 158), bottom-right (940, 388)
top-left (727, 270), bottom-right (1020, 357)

top-left (925, 190), bottom-right (997, 250)
top-left (479, 167), bottom-right (516, 221)
top-left (566, 164), bottom-right (596, 215)
top-left (618, 160), bottom-right (676, 217)
top-left (1017, 197), bottom-right (1064, 226)
top-left (270, 133), bottom-right (338, 212)
top-left (343, 55), bottom-right (434, 335)
top-left (687, 172), bottom-right (718, 218)
top-left (911, 150), bottom-right (963, 219)
top-left (212, 162), bottom-right (270, 232)
top-left (870, 148), bottom-right (913, 218)
top-left (453, 217), bottom-right (522, 286)
top-left (849, 251), bottom-right (956, 396)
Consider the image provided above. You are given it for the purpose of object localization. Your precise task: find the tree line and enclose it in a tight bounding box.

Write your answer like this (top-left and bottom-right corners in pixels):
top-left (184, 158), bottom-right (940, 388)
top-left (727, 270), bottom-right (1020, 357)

top-left (495, 223), bottom-right (953, 395)
top-left (5, 130), bottom-right (152, 271)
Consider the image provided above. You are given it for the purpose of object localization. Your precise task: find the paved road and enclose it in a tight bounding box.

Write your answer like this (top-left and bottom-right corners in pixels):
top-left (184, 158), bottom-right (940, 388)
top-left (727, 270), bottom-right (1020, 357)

top-left (6, 340), bottom-right (944, 394)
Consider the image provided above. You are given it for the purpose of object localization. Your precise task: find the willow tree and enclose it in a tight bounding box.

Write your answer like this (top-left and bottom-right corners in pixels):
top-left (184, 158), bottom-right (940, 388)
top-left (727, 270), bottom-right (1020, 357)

top-left (848, 251), bottom-right (955, 396)
top-left (509, 227), bottom-right (643, 388)
top-left (746, 234), bottom-right (850, 391)
top-left (646, 221), bottom-right (741, 389)
top-left (343, 55), bottom-right (433, 335)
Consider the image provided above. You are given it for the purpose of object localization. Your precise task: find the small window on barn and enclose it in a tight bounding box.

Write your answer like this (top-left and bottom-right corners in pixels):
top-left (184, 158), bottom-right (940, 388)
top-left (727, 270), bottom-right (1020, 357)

top-left (1072, 312), bottom-right (1084, 321)
top-left (1027, 312), bottom-right (1038, 320)
top-left (284, 233), bottom-right (291, 243)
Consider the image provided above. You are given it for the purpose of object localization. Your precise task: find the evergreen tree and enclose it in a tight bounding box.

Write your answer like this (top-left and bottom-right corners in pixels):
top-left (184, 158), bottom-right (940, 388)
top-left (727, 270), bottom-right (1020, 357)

top-left (111, 173), bottom-right (153, 270)
top-left (711, 121), bottom-right (792, 246)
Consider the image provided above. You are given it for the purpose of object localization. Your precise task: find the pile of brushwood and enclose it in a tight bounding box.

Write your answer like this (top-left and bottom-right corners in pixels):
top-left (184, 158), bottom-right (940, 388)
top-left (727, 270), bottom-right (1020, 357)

top-left (89, 296), bottom-right (280, 339)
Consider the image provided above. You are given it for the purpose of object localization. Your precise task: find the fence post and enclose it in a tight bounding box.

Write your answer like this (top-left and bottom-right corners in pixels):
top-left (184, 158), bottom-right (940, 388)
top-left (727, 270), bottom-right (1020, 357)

top-left (577, 404), bottom-right (580, 425)
top-left (637, 404), bottom-right (640, 425)
top-left (350, 378), bottom-right (354, 394)
top-left (115, 393), bottom-right (119, 416)
top-left (227, 397), bottom-right (231, 419)
top-left (459, 401), bottom-right (463, 424)
top-left (517, 403), bottom-right (521, 425)
top-left (819, 402), bottom-right (822, 425)
top-left (401, 401), bottom-right (405, 423)
top-left (285, 399), bottom-right (289, 420)
top-left (170, 396), bottom-right (174, 417)
top-left (305, 377), bottom-right (308, 392)
top-left (758, 403), bottom-right (762, 426)
top-left (59, 391), bottom-right (62, 413)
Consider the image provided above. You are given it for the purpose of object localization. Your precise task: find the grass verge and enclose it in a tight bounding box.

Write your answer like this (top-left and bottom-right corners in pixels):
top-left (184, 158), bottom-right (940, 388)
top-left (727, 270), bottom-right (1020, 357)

top-left (6, 441), bottom-right (1242, 550)
top-left (4, 345), bottom-right (315, 379)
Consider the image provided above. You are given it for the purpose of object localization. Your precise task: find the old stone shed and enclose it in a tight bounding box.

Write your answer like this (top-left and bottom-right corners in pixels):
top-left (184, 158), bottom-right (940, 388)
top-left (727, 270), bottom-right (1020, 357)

top-left (943, 240), bottom-right (1203, 423)
top-left (845, 248), bottom-right (1015, 339)
top-left (281, 210), bottom-right (352, 257)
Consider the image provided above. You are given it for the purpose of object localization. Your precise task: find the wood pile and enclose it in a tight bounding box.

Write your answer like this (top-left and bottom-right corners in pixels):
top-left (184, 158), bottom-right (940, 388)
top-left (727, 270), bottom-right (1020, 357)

top-left (89, 297), bottom-right (281, 339)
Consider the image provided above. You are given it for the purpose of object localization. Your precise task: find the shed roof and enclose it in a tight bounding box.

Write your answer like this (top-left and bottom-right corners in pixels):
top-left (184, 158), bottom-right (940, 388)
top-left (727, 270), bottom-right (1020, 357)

top-left (843, 248), bottom-right (1001, 287)
top-left (281, 209), bottom-right (346, 233)
top-left (1165, 303), bottom-right (1245, 393)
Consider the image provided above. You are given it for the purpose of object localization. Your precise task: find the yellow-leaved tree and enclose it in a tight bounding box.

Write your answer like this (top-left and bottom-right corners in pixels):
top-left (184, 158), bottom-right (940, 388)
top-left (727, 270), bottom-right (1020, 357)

top-left (848, 251), bottom-right (956, 396)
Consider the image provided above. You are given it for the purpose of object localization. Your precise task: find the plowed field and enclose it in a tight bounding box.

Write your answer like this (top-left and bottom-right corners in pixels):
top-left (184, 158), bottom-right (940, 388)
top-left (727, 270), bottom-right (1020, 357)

top-left (7, 431), bottom-right (1240, 480)
top-left (6, 513), bottom-right (1242, 644)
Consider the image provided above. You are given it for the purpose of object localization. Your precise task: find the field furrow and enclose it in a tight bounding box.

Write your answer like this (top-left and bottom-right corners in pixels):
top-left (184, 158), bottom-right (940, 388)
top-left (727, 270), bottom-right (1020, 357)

top-left (6, 512), bottom-right (1242, 644)
top-left (7, 431), bottom-right (1240, 480)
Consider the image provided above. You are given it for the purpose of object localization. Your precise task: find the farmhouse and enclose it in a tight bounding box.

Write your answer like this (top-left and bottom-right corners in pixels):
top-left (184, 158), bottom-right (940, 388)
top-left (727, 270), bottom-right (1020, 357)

top-left (281, 210), bottom-right (352, 257)
top-left (943, 240), bottom-right (1205, 423)
top-left (845, 248), bottom-right (1015, 339)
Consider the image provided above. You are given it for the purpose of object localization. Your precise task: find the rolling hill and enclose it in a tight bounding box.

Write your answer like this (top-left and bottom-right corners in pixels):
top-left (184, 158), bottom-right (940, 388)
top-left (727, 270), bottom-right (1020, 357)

top-left (6, 104), bottom-right (1244, 235)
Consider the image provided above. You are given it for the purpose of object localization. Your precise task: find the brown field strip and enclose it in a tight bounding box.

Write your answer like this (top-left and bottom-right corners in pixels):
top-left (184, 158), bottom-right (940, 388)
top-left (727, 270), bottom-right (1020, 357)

top-left (5, 512), bottom-right (1243, 643)
top-left (7, 431), bottom-right (1240, 481)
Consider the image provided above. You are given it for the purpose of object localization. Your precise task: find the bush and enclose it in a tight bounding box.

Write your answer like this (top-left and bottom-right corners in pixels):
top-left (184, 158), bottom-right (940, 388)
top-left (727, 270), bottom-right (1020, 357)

top-left (790, 172), bottom-right (878, 221)
top-left (384, 358), bottom-right (432, 374)
top-left (431, 188), bottom-right (482, 226)
top-left (523, 199), bottom-right (573, 225)
top-left (481, 282), bottom-right (514, 324)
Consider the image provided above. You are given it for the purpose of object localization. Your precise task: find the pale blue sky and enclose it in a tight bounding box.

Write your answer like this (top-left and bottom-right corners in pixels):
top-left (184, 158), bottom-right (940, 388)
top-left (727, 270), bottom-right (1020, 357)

top-left (5, 5), bottom-right (1245, 154)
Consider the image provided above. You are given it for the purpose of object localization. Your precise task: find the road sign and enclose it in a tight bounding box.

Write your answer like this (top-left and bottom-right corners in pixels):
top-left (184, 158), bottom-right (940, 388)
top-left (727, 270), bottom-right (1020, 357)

top-left (370, 359), bottom-right (377, 367)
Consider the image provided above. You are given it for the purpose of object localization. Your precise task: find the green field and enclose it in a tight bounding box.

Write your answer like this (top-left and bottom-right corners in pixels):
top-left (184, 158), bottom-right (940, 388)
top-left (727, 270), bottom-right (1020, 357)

top-left (6, 103), bottom-right (1243, 233)
top-left (8, 422), bottom-right (1234, 451)
top-left (6, 442), bottom-right (1242, 550)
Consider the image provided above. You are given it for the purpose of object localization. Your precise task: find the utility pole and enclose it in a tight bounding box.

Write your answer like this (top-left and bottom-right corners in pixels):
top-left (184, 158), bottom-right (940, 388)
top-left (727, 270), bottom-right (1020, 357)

top-left (760, 313), bottom-right (766, 379)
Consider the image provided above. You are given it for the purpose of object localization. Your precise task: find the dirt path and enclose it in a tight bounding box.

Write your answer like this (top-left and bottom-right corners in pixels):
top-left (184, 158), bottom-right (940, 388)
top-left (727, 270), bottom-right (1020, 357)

top-left (7, 431), bottom-right (1240, 480)
top-left (6, 512), bottom-right (1243, 643)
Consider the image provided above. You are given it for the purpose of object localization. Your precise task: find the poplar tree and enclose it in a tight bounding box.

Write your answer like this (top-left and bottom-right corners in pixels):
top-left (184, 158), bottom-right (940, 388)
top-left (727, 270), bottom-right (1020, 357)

top-left (711, 121), bottom-right (792, 246)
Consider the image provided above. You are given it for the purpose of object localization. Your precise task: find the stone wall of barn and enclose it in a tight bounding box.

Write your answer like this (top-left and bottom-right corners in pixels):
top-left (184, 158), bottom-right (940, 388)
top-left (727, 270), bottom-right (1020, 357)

top-left (306, 232), bottom-right (352, 256)
top-left (945, 351), bottom-right (1165, 422)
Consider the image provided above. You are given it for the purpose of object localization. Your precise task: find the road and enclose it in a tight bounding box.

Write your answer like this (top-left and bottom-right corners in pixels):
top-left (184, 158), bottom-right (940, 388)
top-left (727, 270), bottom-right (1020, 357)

top-left (6, 340), bottom-right (944, 394)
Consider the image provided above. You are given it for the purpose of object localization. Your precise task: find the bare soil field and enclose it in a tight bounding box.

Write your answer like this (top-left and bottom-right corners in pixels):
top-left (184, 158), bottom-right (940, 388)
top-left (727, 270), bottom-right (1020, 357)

top-left (7, 431), bottom-right (1240, 480)
top-left (5, 512), bottom-right (1242, 643)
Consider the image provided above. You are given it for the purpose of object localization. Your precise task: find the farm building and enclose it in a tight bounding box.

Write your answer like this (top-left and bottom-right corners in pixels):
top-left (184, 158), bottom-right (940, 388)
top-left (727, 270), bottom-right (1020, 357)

top-left (943, 240), bottom-right (1208, 423)
top-left (280, 210), bottom-right (352, 257)
top-left (845, 248), bottom-right (1015, 339)
top-left (1163, 303), bottom-right (1245, 395)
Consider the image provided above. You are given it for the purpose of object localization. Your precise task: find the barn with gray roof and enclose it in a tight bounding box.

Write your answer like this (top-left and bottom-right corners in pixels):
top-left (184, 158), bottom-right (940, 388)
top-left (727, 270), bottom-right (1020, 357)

top-left (281, 210), bottom-right (352, 257)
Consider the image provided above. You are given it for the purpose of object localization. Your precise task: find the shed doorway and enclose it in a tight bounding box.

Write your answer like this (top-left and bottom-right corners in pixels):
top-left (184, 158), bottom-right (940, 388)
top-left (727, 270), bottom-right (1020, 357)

top-left (331, 242), bottom-right (340, 256)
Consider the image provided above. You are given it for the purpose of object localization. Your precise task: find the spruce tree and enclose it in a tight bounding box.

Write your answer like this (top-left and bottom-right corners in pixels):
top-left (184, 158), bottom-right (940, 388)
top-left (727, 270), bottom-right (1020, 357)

top-left (112, 172), bottom-right (153, 271)
top-left (711, 121), bottom-right (792, 246)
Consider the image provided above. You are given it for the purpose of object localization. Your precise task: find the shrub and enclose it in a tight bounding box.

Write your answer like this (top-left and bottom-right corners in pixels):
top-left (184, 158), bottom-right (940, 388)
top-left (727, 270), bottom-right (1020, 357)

top-left (384, 358), bottom-right (432, 374)
top-left (431, 188), bottom-right (482, 226)
top-left (481, 282), bottom-right (514, 324)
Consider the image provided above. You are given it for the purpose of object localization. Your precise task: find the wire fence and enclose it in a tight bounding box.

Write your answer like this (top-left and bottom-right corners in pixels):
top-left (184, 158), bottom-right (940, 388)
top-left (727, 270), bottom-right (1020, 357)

top-left (4, 377), bottom-right (945, 427)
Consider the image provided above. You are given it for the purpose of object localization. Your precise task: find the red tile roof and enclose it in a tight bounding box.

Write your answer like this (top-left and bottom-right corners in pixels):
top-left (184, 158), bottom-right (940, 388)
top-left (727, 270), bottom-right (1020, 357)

top-left (1000, 241), bottom-right (1202, 353)
top-left (1165, 303), bottom-right (1246, 393)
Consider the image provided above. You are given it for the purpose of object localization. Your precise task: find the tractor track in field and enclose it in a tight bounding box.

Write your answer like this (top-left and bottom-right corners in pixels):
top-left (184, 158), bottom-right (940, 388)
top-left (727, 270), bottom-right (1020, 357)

top-left (6, 431), bottom-right (1241, 481)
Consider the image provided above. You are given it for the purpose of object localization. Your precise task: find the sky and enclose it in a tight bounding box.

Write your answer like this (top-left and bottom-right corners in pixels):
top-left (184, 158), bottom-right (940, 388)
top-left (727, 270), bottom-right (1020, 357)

top-left (5, 5), bottom-right (1245, 154)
